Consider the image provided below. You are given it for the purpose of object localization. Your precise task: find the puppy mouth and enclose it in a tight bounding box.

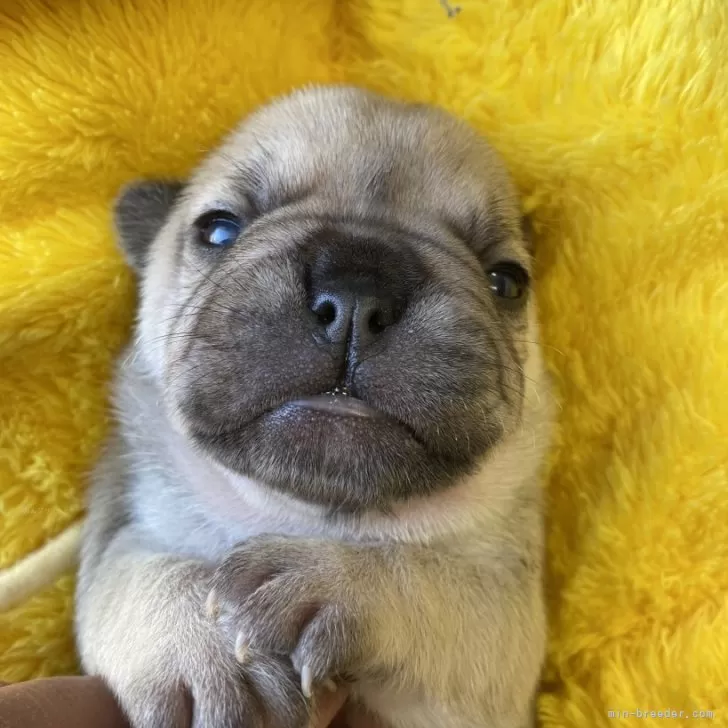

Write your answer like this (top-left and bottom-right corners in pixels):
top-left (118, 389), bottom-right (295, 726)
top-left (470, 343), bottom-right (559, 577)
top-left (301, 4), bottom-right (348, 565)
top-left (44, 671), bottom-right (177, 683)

top-left (287, 387), bottom-right (387, 420)
top-left (268, 387), bottom-right (427, 450)
top-left (183, 384), bottom-right (469, 510)
top-left (184, 385), bottom-right (432, 488)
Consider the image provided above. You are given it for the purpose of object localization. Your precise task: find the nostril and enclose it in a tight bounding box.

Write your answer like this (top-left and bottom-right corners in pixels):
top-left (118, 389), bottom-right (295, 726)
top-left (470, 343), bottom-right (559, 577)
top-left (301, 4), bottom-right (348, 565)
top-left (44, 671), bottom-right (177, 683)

top-left (309, 288), bottom-right (400, 344)
top-left (311, 293), bottom-right (339, 326)
top-left (367, 303), bottom-right (398, 335)
top-left (367, 310), bottom-right (387, 335)
top-left (314, 299), bottom-right (337, 326)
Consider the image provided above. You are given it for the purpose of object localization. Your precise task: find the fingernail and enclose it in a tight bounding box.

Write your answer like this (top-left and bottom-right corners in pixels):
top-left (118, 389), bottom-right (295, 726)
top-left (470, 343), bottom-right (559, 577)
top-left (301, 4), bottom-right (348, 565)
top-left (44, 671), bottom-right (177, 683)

top-left (205, 589), bottom-right (219, 619)
top-left (323, 678), bottom-right (337, 693)
top-left (301, 664), bottom-right (313, 699)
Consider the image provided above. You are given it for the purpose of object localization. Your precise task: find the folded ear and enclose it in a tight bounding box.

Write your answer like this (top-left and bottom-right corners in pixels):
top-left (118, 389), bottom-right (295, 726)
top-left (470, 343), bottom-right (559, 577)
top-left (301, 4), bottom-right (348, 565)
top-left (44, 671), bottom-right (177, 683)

top-left (113, 180), bottom-right (184, 271)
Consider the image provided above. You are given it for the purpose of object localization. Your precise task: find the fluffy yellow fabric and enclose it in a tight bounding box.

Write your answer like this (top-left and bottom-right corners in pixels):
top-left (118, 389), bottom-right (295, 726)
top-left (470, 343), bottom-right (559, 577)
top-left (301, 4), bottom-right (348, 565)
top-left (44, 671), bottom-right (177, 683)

top-left (1, 0), bottom-right (726, 723)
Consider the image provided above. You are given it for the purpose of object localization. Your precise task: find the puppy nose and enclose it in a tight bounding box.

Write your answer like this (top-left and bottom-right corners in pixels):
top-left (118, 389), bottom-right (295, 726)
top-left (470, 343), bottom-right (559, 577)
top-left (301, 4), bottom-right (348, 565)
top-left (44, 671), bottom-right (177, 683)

top-left (310, 289), bottom-right (399, 347)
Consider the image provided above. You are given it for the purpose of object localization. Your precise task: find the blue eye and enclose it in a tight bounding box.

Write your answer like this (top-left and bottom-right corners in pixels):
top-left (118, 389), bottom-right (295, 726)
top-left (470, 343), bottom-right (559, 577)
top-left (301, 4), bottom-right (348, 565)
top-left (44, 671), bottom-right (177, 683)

top-left (197, 213), bottom-right (242, 247)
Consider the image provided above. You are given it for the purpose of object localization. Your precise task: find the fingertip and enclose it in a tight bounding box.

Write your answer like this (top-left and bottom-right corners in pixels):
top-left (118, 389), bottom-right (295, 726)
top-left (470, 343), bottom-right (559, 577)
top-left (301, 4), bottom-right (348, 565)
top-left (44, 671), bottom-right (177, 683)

top-left (308, 685), bottom-right (349, 727)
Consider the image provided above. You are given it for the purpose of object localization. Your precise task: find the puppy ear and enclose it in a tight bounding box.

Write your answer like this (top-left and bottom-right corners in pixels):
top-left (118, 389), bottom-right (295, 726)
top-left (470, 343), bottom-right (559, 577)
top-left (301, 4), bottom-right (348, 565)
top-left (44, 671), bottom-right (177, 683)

top-left (113, 180), bottom-right (184, 271)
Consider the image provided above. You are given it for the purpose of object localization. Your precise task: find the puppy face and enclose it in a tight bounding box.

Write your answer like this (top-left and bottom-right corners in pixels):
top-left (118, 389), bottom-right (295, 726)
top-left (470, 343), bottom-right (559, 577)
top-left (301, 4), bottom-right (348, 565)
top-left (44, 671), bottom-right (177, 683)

top-left (118, 86), bottom-right (538, 513)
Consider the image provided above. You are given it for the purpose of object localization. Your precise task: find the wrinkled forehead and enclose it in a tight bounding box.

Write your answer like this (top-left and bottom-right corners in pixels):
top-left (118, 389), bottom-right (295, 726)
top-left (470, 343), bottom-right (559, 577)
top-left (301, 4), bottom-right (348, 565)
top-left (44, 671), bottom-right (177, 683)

top-left (184, 90), bottom-right (524, 253)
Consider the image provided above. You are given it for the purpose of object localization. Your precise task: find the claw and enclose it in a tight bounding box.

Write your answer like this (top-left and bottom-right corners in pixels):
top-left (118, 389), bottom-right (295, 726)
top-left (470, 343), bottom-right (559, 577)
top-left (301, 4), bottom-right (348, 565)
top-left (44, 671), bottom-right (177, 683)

top-left (235, 632), bottom-right (249, 664)
top-left (301, 664), bottom-right (313, 699)
top-left (205, 589), bottom-right (219, 619)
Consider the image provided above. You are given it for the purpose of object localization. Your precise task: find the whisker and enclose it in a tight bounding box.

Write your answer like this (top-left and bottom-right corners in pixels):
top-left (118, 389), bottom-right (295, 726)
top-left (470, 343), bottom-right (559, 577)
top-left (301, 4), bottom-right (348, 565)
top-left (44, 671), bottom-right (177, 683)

top-left (171, 366), bottom-right (238, 401)
top-left (507, 339), bottom-right (566, 357)
top-left (185, 253), bottom-right (249, 299)
top-left (155, 302), bottom-right (242, 327)
top-left (498, 365), bottom-right (540, 388)
top-left (484, 336), bottom-right (567, 357)
top-left (147, 329), bottom-right (236, 347)
top-left (165, 360), bottom-right (215, 391)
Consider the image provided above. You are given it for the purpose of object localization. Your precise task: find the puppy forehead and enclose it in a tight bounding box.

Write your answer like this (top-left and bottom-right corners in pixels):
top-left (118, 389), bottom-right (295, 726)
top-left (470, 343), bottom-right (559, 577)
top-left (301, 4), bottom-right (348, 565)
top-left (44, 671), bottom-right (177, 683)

top-left (189, 87), bottom-right (510, 211)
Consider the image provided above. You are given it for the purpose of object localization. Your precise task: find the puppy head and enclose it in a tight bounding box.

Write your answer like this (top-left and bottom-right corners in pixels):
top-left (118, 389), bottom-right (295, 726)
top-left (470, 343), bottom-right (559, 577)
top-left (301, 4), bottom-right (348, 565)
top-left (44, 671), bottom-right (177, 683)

top-left (116, 85), bottom-right (543, 513)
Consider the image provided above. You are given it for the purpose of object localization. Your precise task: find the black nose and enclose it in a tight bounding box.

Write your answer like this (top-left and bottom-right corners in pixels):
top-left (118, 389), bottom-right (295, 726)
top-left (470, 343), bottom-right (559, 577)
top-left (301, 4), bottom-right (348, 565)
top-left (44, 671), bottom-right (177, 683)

top-left (310, 288), bottom-right (399, 348)
top-left (304, 232), bottom-right (422, 359)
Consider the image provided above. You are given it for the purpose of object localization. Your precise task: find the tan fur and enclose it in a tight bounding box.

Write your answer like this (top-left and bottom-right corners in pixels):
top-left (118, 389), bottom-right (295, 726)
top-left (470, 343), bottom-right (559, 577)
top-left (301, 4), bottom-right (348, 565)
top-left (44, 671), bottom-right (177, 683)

top-left (75, 85), bottom-right (553, 728)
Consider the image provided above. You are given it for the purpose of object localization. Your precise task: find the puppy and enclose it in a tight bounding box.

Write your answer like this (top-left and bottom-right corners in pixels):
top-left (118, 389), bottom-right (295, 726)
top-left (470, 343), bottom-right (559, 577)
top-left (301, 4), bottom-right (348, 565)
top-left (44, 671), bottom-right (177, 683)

top-left (74, 85), bottom-right (553, 728)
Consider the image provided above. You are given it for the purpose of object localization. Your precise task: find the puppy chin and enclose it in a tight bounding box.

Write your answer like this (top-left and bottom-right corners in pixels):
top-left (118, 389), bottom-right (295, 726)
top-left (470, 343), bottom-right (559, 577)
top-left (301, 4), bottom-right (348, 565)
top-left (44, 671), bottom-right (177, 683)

top-left (184, 399), bottom-right (468, 514)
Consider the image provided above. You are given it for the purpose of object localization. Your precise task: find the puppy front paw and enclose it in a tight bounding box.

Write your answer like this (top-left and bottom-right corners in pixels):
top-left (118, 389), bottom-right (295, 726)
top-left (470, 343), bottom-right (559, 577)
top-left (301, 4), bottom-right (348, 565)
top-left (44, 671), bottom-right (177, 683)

top-left (110, 652), bottom-right (306, 728)
top-left (207, 535), bottom-right (370, 696)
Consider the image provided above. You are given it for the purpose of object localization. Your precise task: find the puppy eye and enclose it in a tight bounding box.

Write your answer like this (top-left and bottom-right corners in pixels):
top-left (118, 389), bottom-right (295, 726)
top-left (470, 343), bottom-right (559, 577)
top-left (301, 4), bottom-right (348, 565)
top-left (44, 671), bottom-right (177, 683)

top-left (196, 212), bottom-right (242, 247)
top-left (487, 262), bottom-right (529, 300)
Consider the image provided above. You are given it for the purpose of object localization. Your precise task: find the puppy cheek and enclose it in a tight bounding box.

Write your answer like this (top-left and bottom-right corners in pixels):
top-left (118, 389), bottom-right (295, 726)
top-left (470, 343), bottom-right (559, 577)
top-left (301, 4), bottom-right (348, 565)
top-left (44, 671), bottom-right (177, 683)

top-left (137, 301), bottom-right (179, 384)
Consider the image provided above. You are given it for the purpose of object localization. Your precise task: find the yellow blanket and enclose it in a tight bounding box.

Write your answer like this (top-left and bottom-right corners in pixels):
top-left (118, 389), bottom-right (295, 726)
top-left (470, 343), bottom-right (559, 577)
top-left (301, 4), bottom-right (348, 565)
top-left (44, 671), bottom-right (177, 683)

top-left (1, 0), bottom-right (726, 724)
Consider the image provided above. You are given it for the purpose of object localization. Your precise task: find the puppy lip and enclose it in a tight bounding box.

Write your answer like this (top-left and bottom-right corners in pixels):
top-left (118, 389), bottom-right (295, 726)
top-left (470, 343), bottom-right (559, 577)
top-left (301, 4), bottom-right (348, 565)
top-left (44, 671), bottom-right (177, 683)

top-left (185, 392), bottom-right (430, 453)
top-left (287, 393), bottom-right (385, 419)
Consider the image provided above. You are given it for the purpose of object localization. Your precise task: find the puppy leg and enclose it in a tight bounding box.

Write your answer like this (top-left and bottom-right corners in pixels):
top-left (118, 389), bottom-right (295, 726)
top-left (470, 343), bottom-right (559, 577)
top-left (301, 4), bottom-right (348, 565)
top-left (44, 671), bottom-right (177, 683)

top-left (74, 445), bottom-right (308, 728)
top-left (205, 534), bottom-right (545, 728)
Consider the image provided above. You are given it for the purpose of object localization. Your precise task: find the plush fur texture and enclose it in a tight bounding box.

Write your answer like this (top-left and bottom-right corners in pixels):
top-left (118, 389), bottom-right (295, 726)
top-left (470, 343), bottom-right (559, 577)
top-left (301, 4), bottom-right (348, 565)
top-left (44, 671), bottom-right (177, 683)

top-left (0, 0), bottom-right (727, 725)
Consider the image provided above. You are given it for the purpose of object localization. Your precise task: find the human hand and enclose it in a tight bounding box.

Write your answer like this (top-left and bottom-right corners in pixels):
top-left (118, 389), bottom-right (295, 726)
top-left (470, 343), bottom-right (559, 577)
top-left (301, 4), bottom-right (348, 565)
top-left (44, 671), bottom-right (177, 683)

top-left (308, 685), bottom-right (386, 728)
top-left (308, 685), bottom-right (348, 727)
